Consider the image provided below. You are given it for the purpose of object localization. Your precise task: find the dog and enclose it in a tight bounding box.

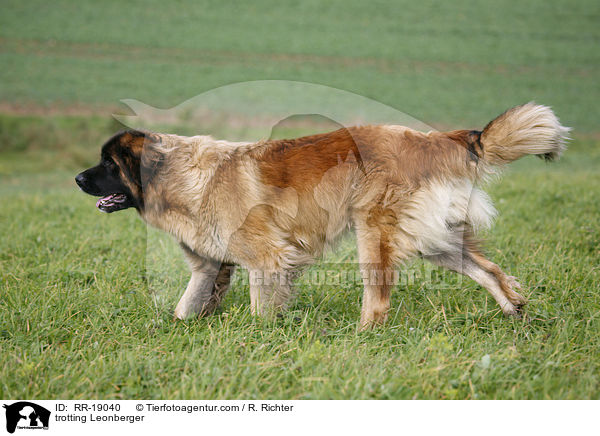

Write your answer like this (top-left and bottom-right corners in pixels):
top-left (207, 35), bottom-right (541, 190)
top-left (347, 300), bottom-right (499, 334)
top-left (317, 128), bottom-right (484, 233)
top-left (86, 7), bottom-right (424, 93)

top-left (76, 103), bottom-right (569, 329)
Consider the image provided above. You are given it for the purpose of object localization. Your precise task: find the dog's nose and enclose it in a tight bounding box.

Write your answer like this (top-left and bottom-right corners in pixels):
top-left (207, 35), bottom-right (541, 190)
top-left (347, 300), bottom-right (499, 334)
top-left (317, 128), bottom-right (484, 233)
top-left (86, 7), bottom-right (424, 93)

top-left (75, 173), bottom-right (85, 188)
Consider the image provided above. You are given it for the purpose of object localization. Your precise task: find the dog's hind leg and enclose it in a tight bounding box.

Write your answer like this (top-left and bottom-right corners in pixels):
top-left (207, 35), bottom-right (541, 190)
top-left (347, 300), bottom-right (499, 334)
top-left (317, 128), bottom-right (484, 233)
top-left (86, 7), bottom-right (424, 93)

top-left (466, 246), bottom-right (527, 310)
top-left (248, 269), bottom-right (293, 317)
top-left (425, 235), bottom-right (526, 316)
top-left (174, 244), bottom-right (235, 319)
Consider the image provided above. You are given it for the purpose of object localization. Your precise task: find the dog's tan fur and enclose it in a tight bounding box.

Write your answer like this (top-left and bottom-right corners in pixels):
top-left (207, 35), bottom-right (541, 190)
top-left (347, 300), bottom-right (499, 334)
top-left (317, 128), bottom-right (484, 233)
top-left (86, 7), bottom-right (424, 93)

top-left (100, 103), bottom-right (569, 329)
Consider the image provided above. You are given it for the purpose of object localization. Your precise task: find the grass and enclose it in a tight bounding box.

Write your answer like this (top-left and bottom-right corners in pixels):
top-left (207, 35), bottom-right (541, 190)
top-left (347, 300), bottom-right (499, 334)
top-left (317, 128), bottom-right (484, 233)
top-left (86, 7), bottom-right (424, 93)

top-left (0, 115), bottom-right (599, 399)
top-left (0, 0), bottom-right (599, 399)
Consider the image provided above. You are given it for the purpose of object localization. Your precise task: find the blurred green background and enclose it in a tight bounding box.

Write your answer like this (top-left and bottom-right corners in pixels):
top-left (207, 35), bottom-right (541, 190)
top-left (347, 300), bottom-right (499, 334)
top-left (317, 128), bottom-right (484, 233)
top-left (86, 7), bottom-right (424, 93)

top-left (1, 0), bottom-right (598, 130)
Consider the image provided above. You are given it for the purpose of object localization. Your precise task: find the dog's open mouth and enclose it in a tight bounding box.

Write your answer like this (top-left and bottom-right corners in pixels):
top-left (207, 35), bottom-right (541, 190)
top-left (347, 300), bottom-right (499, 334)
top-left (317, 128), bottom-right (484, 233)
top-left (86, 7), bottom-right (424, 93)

top-left (96, 193), bottom-right (129, 213)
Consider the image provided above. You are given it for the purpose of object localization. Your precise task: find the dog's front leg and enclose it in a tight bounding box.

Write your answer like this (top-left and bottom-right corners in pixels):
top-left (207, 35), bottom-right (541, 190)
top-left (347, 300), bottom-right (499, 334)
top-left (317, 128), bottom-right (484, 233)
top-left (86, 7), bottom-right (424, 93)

top-left (174, 267), bottom-right (219, 319)
top-left (174, 244), bottom-right (233, 319)
top-left (248, 269), bottom-right (292, 317)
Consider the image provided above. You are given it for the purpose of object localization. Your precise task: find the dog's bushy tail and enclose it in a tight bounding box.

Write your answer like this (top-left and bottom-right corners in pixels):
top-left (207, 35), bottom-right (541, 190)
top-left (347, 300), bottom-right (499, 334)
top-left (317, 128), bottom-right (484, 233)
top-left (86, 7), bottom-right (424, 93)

top-left (479, 103), bottom-right (570, 167)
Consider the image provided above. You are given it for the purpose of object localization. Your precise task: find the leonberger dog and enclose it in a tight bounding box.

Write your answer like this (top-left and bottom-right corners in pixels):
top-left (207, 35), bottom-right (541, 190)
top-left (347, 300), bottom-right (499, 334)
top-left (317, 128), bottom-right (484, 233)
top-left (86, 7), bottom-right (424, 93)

top-left (76, 103), bottom-right (569, 329)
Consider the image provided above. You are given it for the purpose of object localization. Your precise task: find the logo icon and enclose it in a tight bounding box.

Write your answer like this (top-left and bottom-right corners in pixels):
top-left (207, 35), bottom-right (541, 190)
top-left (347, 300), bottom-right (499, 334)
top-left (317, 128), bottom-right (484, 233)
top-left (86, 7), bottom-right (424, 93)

top-left (2, 402), bottom-right (50, 433)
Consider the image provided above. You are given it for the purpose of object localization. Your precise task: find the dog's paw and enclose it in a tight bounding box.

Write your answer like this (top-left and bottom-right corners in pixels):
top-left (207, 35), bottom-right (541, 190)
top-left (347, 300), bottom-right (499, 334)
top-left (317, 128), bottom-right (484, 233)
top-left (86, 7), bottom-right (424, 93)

top-left (506, 276), bottom-right (527, 307)
top-left (508, 293), bottom-right (527, 308)
top-left (359, 310), bottom-right (388, 331)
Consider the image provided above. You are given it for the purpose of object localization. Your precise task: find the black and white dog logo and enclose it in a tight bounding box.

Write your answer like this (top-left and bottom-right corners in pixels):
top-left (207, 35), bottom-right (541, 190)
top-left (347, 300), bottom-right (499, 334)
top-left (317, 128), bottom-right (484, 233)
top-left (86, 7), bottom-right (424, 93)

top-left (3, 402), bottom-right (50, 433)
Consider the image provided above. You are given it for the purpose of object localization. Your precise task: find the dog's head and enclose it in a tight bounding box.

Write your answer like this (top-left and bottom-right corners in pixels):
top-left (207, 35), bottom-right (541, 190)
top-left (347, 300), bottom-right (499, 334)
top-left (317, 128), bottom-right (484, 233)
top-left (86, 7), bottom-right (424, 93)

top-left (75, 130), bottom-right (161, 213)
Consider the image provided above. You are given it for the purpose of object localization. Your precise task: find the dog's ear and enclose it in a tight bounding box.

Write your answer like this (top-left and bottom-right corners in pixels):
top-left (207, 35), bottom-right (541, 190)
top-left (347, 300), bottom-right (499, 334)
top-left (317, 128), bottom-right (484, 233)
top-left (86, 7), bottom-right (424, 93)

top-left (116, 131), bottom-right (163, 187)
top-left (140, 140), bottom-right (165, 186)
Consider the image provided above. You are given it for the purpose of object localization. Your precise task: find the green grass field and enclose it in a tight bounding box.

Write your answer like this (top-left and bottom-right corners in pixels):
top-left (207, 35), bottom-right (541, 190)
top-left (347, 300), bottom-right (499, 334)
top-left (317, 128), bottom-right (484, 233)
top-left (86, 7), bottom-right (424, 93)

top-left (1, 1), bottom-right (599, 399)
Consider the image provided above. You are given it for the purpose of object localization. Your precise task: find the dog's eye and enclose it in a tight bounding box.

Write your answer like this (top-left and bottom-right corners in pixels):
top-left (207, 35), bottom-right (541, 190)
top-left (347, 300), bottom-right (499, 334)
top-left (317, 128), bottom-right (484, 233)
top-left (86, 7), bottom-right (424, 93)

top-left (103, 159), bottom-right (116, 170)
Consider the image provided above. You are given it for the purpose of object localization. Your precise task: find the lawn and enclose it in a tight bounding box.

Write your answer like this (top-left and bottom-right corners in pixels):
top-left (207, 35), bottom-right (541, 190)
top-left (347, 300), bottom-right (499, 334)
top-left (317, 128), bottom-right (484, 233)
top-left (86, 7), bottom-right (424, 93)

top-left (0, 0), bottom-right (599, 399)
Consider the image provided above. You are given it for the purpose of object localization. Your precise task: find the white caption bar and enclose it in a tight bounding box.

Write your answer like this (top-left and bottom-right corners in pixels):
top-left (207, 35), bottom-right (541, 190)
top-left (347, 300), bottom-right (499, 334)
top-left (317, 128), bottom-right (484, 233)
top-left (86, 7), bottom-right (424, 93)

top-left (0, 400), bottom-right (594, 435)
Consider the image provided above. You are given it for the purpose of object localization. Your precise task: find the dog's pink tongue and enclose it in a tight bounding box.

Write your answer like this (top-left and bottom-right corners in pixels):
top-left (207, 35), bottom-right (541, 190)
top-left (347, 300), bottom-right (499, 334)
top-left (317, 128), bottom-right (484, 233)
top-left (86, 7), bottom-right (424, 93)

top-left (96, 193), bottom-right (127, 209)
top-left (96, 194), bottom-right (117, 208)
